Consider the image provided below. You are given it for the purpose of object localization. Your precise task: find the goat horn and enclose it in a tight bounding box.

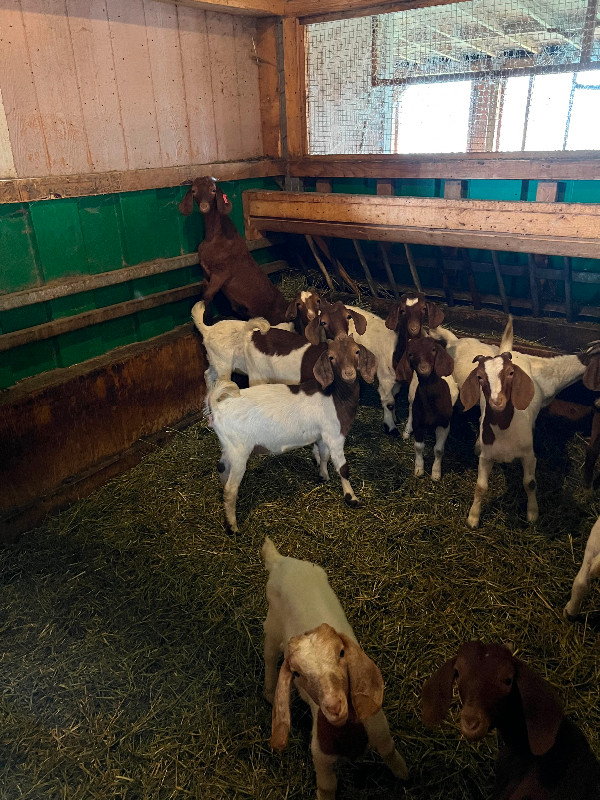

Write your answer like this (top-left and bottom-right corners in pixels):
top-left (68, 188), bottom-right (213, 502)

top-left (584, 340), bottom-right (600, 355)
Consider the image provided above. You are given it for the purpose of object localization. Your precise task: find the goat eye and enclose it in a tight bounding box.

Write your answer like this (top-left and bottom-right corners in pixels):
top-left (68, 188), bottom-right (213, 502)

top-left (339, 649), bottom-right (345, 658)
top-left (329, 356), bottom-right (334, 362)
top-left (320, 320), bottom-right (327, 326)
top-left (508, 370), bottom-right (514, 377)
top-left (347, 314), bottom-right (352, 320)
top-left (505, 677), bottom-right (513, 686)
top-left (454, 669), bottom-right (459, 679)
top-left (293, 671), bottom-right (300, 678)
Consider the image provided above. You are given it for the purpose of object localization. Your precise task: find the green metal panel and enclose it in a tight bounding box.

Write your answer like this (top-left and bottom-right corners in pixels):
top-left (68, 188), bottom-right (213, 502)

top-left (5, 340), bottom-right (58, 386)
top-left (118, 190), bottom-right (165, 266)
top-left (562, 181), bottom-right (600, 203)
top-left (332, 178), bottom-right (378, 195)
top-left (77, 195), bottom-right (125, 273)
top-left (30, 198), bottom-right (88, 281)
top-left (396, 179), bottom-right (441, 197)
top-left (466, 180), bottom-right (524, 201)
top-left (0, 204), bottom-right (42, 293)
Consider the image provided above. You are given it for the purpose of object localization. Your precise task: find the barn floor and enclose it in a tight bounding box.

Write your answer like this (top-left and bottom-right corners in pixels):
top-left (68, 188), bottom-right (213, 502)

top-left (2, 357), bottom-right (600, 799)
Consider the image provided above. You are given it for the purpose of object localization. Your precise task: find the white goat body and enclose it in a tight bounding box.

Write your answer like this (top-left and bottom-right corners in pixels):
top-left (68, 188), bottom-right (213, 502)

top-left (564, 515), bottom-right (600, 620)
top-left (262, 537), bottom-right (408, 800)
top-left (244, 327), bottom-right (324, 387)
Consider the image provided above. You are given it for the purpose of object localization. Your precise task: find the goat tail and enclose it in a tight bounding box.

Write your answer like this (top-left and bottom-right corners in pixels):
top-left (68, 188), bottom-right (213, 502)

top-left (191, 301), bottom-right (208, 334)
top-left (428, 326), bottom-right (458, 344)
top-left (500, 314), bottom-right (514, 353)
top-left (262, 536), bottom-right (283, 572)
top-left (245, 316), bottom-right (271, 335)
top-left (590, 552), bottom-right (600, 580)
top-left (208, 379), bottom-right (241, 407)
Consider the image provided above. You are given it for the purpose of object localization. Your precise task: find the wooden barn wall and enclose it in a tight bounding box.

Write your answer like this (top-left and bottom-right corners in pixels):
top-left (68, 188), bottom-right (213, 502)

top-left (302, 176), bottom-right (600, 312)
top-left (0, 0), bottom-right (263, 177)
top-left (0, 176), bottom-right (281, 390)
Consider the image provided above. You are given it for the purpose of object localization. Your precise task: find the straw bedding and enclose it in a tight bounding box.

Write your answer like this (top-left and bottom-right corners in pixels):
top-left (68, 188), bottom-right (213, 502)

top-left (1, 275), bottom-right (599, 800)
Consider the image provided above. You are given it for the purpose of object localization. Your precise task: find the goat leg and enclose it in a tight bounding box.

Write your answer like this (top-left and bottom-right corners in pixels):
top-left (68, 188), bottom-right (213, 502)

top-left (468, 456), bottom-right (494, 528)
top-left (432, 425), bottom-right (451, 481)
top-left (521, 453), bottom-right (538, 523)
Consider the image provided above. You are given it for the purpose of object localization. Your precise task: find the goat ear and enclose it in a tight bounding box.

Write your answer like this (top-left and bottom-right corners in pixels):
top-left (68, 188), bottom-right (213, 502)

top-left (313, 350), bottom-right (335, 388)
top-left (460, 368), bottom-right (481, 411)
top-left (583, 357), bottom-right (600, 391)
top-left (338, 633), bottom-right (384, 721)
top-left (422, 657), bottom-right (456, 727)
top-left (349, 309), bottom-right (367, 336)
top-left (358, 345), bottom-right (378, 383)
top-left (216, 186), bottom-right (232, 215)
top-left (179, 189), bottom-right (194, 216)
top-left (511, 364), bottom-right (535, 411)
top-left (304, 316), bottom-right (322, 345)
top-left (426, 302), bottom-right (445, 330)
top-left (434, 345), bottom-right (454, 378)
top-left (271, 657), bottom-right (293, 751)
top-left (284, 299), bottom-right (298, 321)
top-left (385, 303), bottom-right (401, 331)
top-left (514, 659), bottom-right (563, 756)
top-left (395, 352), bottom-right (413, 384)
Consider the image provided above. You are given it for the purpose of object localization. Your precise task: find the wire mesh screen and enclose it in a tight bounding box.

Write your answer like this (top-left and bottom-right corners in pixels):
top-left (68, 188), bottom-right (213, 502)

top-left (305, 0), bottom-right (600, 154)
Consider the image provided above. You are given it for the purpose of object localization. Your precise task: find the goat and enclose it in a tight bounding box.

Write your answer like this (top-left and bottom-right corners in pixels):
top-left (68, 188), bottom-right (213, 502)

top-left (243, 302), bottom-right (368, 386)
top-left (191, 300), bottom-right (293, 383)
top-left (180, 176), bottom-right (288, 324)
top-left (395, 337), bottom-right (458, 480)
top-left (263, 537), bottom-right (408, 800)
top-left (422, 641), bottom-right (600, 799)
top-left (285, 289), bottom-right (322, 339)
top-left (346, 292), bottom-right (444, 435)
top-left (564, 514), bottom-right (600, 621)
top-left (205, 335), bottom-right (378, 532)
top-left (459, 319), bottom-right (600, 527)
top-left (577, 343), bottom-right (600, 490)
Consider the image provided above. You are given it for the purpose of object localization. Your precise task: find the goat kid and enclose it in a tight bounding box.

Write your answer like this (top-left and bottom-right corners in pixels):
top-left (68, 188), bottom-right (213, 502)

top-left (564, 514), bottom-right (600, 620)
top-left (460, 319), bottom-right (600, 528)
top-left (395, 338), bottom-right (458, 480)
top-left (205, 336), bottom-right (377, 532)
top-left (263, 537), bottom-right (408, 800)
top-left (422, 641), bottom-right (600, 799)
top-left (180, 176), bottom-right (288, 324)
top-left (346, 292), bottom-right (444, 435)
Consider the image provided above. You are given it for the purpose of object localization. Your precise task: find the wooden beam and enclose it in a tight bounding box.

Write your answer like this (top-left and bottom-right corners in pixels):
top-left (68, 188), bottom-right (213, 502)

top-left (282, 18), bottom-right (306, 159)
top-left (0, 158), bottom-right (285, 204)
top-left (536, 181), bottom-right (559, 202)
top-left (245, 190), bottom-right (600, 258)
top-left (285, 0), bottom-right (472, 23)
top-left (256, 18), bottom-right (281, 159)
top-left (155, 0), bottom-right (283, 17)
top-left (288, 153), bottom-right (600, 181)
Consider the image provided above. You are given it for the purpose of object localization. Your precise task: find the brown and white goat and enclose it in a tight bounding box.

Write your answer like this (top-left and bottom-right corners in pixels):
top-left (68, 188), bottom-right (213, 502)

top-left (205, 336), bottom-right (377, 532)
top-left (564, 514), bottom-right (600, 621)
top-left (179, 176), bottom-right (288, 324)
top-left (285, 289), bottom-right (322, 339)
top-left (346, 292), bottom-right (444, 434)
top-left (263, 537), bottom-right (408, 800)
top-left (422, 641), bottom-right (600, 799)
top-left (396, 338), bottom-right (458, 480)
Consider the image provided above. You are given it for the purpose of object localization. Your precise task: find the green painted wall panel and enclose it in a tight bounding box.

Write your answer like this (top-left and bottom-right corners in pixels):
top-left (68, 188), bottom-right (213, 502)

top-left (118, 191), bottom-right (164, 266)
top-left (1, 303), bottom-right (49, 334)
top-left (156, 187), bottom-right (191, 258)
top-left (0, 204), bottom-right (41, 293)
top-left (30, 199), bottom-right (88, 281)
top-left (396, 179), bottom-right (441, 198)
top-left (77, 195), bottom-right (125, 273)
top-left (563, 182), bottom-right (600, 203)
top-left (466, 180), bottom-right (525, 201)
top-left (7, 340), bottom-right (58, 385)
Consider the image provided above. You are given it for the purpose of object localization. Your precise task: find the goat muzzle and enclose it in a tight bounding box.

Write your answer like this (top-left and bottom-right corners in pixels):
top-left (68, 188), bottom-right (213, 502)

top-left (460, 709), bottom-right (489, 741)
top-left (199, 201), bottom-right (210, 213)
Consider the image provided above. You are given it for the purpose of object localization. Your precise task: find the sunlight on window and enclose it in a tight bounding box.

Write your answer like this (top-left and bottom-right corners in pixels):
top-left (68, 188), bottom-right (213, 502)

top-left (525, 73), bottom-right (573, 150)
top-left (497, 76), bottom-right (529, 152)
top-left (566, 70), bottom-right (600, 150)
top-left (394, 81), bottom-right (471, 153)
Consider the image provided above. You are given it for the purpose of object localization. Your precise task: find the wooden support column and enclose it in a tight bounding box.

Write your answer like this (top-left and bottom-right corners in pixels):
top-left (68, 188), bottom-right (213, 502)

top-left (282, 17), bottom-right (306, 158)
top-left (256, 18), bottom-right (282, 158)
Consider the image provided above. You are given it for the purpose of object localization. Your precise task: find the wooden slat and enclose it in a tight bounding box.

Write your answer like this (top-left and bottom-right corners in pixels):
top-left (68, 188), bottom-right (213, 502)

top-left (286, 0), bottom-right (472, 23)
top-left (491, 251), bottom-right (510, 314)
top-left (282, 17), bottom-right (306, 158)
top-left (536, 181), bottom-right (559, 203)
top-left (66, 0), bottom-right (128, 174)
top-left (316, 178), bottom-right (333, 193)
top-left (144, 0), bottom-right (192, 167)
top-left (21, 0), bottom-right (91, 175)
top-left (289, 153), bottom-right (600, 181)
top-left (206, 12), bottom-right (244, 161)
top-left (156, 0), bottom-right (283, 16)
top-left (107, 0), bottom-right (161, 170)
top-left (444, 179), bottom-right (465, 200)
top-left (0, 158), bottom-right (285, 203)
top-left (0, 87), bottom-right (16, 178)
top-left (376, 179), bottom-right (394, 196)
top-left (0, 0), bottom-right (49, 176)
top-left (233, 17), bottom-right (264, 159)
top-left (255, 17), bottom-right (281, 159)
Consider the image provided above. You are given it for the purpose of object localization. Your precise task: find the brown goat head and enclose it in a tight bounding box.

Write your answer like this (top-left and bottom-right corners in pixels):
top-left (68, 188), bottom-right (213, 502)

top-left (313, 336), bottom-right (378, 389)
top-left (307, 301), bottom-right (367, 345)
top-left (395, 337), bottom-right (454, 383)
top-left (582, 341), bottom-right (600, 391)
top-left (422, 641), bottom-right (563, 757)
top-left (385, 293), bottom-right (445, 337)
top-left (460, 353), bottom-right (535, 413)
top-left (270, 622), bottom-right (384, 751)
top-left (179, 176), bottom-right (232, 217)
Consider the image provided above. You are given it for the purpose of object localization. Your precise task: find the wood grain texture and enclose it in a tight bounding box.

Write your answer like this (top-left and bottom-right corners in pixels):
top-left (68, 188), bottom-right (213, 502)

top-left (156, 0), bottom-right (283, 15)
top-left (0, 0), bottom-right (50, 176)
top-left (206, 11), bottom-right (243, 161)
top-left (144, 0), bottom-right (192, 167)
top-left (282, 17), bottom-right (305, 158)
top-left (0, 86), bottom-right (17, 178)
top-left (255, 17), bottom-right (281, 159)
top-left (21, 0), bottom-right (91, 175)
top-left (106, 0), bottom-right (161, 170)
top-left (233, 16), bottom-right (263, 158)
top-left (66, 0), bottom-right (128, 173)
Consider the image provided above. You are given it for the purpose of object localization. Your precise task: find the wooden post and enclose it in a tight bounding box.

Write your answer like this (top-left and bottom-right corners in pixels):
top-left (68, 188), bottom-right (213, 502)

top-left (255, 18), bottom-right (282, 159)
top-left (282, 18), bottom-right (306, 158)
top-left (378, 244), bottom-right (399, 299)
top-left (528, 253), bottom-right (540, 317)
top-left (305, 234), bottom-right (335, 291)
top-left (403, 243), bottom-right (423, 293)
top-left (564, 256), bottom-right (574, 323)
top-left (491, 251), bottom-right (510, 314)
top-left (353, 240), bottom-right (378, 297)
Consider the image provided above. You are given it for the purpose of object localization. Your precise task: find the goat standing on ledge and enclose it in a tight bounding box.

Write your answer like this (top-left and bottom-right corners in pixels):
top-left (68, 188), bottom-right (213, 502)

top-left (205, 335), bottom-right (377, 532)
top-left (263, 537), bottom-right (408, 800)
top-left (179, 176), bottom-right (288, 324)
top-left (422, 641), bottom-right (600, 799)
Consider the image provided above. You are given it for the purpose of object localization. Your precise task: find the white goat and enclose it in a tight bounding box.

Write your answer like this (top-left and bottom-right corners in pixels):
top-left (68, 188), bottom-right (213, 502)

top-left (262, 537), bottom-right (408, 800)
top-left (191, 300), bottom-right (293, 382)
top-left (564, 515), bottom-right (600, 620)
top-left (205, 336), bottom-right (378, 532)
top-left (459, 318), bottom-right (600, 528)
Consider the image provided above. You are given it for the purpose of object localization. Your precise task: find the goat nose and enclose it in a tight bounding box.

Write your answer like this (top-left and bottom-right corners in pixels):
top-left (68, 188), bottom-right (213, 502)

top-left (461, 711), bottom-right (486, 738)
top-left (417, 363), bottom-right (431, 377)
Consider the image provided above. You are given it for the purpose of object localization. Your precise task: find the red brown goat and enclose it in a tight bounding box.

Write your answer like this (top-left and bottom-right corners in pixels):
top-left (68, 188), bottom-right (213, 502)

top-left (179, 176), bottom-right (288, 325)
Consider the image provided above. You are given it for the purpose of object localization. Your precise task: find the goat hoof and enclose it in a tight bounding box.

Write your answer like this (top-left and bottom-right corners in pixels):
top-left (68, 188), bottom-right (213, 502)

top-left (414, 468), bottom-right (425, 478)
top-left (563, 608), bottom-right (578, 623)
top-left (402, 431), bottom-right (411, 441)
top-left (431, 472), bottom-right (441, 482)
top-left (344, 494), bottom-right (360, 508)
top-left (526, 511), bottom-right (539, 523)
top-left (467, 515), bottom-right (480, 529)
top-left (384, 425), bottom-right (399, 437)
top-left (224, 519), bottom-right (239, 535)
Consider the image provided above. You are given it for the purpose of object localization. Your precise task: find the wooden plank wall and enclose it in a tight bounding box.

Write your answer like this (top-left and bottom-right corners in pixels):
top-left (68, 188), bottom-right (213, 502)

top-left (0, 0), bottom-right (264, 179)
